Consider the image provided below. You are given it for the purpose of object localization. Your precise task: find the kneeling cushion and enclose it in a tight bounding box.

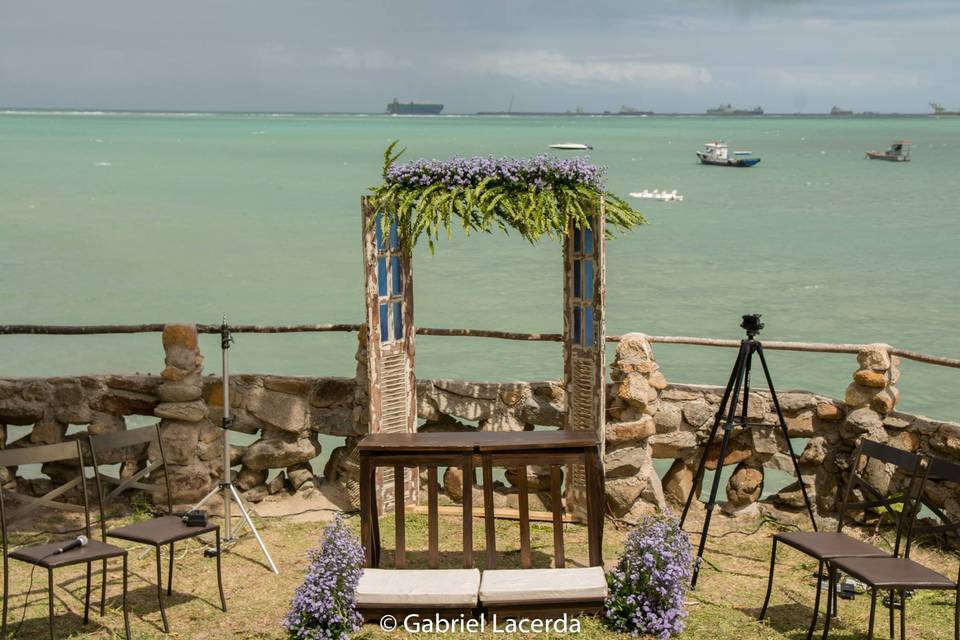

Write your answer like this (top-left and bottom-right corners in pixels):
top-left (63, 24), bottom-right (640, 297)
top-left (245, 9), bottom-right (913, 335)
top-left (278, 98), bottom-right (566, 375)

top-left (479, 567), bottom-right (608, 604)
top-left (357, 568), bottom-right (481, 607)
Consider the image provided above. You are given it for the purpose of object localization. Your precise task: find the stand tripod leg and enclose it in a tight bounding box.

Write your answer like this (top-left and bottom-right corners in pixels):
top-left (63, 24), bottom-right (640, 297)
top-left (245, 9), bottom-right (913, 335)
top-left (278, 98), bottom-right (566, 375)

top-left (690, 341), bottom-right (750, 588)
top-left (192, 484), bottom-right (222, 511)
top-left (692, 424), bottom-right (732, 588)
top-left (757, 344), bottom-right (818, 531)
top-left (680, 344), bottom-right (746, 527)
top-left (227, 483), bottom-right (279, 574)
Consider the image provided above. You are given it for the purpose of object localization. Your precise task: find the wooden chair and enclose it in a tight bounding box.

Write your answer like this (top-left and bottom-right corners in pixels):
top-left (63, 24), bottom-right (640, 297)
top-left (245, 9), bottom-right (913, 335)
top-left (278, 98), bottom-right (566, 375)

top-left (477, 453), bottom-right (607, 619)
top-left (823, 455), bottom-right (960, 640)
top-left (759, 440), bottom-right (929, 640)
top-left (87, 425), bottom-right (226, 633)
top-left (0, 440), bottom-right (131, 640)
top-left (356, 452), bottom-right (480, 620)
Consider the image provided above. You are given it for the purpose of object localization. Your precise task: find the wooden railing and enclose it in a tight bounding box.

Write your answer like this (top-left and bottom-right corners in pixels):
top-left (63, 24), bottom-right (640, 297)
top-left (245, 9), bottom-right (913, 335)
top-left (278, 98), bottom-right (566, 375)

top-left (2, 323), bottom-right (958, 369)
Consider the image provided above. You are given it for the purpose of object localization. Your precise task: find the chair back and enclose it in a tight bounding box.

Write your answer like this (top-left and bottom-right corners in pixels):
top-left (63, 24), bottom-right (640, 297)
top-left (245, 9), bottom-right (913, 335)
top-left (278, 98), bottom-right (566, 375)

top-left (836, 439), bottom-right (929, 557)
top-left (904, 455), bottom-right (960, 559)
top-left (87, 424), bottom-right (173, 540)
top-left (0, 440), bottom-right (93, 556)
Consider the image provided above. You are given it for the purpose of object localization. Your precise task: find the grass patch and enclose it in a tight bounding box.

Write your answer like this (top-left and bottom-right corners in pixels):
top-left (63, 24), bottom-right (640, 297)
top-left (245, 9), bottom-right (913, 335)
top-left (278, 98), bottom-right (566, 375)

top-left (1, 511), bottom-right (956, 639)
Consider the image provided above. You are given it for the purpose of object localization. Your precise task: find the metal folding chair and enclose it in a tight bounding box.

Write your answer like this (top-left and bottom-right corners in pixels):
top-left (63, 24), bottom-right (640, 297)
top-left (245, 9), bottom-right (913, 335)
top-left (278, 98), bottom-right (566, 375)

top-left (87, 425), bottom-right (226, 633)
top-left (824, 455), bottom-right (959, 640)
top-left (0, 440), bottom-right (131, 640)
top-left (759, 439), bottom-right (929, 639)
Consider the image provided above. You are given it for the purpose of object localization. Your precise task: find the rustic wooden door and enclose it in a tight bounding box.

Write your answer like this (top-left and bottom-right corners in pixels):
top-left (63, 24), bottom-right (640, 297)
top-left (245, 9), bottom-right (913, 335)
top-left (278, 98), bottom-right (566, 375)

top-left (562, 200), bottom-right (606, 520)
top-left (361, 197), bottom-right (418, 512)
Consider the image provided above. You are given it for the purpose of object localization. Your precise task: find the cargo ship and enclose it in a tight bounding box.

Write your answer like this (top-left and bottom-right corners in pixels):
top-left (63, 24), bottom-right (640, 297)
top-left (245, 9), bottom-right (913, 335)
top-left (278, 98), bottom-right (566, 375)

top-left (705, 104), bottom-right (764, 116)
top-left (830, 106), bottom-right (853, 116)
top-left (930, 102), bottom-right (960, 116)
top-left (386, 99), bottom-right (444, 115)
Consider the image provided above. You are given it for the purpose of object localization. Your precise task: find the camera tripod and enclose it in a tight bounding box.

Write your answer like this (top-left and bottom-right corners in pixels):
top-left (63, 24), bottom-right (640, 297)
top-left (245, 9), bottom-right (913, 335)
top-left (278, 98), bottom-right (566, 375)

top-left (192, 317), bottom-right (279, 574)
top-left (679, 314), bottom-right (817, 588)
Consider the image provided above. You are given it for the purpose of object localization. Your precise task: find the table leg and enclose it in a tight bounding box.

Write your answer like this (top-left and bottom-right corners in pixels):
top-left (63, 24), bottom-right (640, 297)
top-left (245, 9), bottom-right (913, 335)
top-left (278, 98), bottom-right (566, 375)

top-left (462, 454), bottom-right (474, 569)
top-left (370, 462), bottom-right (381, 568)
top-left (482, 454), bottom-right (497, 569)
top-left (359, 452), bottom-right (373, 567)
top-left (585, 446), bottom-right (605, 567)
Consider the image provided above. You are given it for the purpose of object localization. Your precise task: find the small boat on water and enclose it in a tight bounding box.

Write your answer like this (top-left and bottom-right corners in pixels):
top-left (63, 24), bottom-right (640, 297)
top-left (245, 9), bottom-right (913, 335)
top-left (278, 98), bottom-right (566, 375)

top-left (696, 141), bottom-right (760, 167)
top-left (629, 189), bottom-right (684, 202)
top-left (865, 140), bottom-right (911, 162)
top-left (549, 143), bottom-right (593, 150)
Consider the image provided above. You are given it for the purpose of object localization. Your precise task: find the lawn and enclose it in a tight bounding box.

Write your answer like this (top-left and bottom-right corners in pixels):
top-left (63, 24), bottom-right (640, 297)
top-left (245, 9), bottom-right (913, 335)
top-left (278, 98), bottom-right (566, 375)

top-left (2, 507), bottom-right (956, 639)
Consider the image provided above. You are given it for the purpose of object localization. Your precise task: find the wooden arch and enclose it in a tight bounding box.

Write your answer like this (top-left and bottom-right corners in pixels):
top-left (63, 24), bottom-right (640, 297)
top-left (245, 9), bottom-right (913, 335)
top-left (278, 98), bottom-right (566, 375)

top-left (360, 195), bottom-right (606, 518)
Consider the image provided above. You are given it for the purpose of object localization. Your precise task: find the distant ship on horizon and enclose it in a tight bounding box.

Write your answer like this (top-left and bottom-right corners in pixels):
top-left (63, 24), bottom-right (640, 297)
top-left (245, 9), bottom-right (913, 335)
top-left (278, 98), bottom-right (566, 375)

top-left (930, 102), bottom-right (960, 116)
top-left (830, 106), bottom-right (853, 116)
top-left (386, 98), bottom-right (444, 115)
top-left (705, 104), bottom-right (764, 116)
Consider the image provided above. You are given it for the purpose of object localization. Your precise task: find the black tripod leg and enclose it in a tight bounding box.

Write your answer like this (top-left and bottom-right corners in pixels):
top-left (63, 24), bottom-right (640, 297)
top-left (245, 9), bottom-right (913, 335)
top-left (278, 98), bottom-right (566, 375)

top-left (692, 423), bottom-right (734, 588)
top-left (680, 343), bottom-right (746, 527)
top-left (757, 344), bottom-right (818, 532)
top-left (691, 342), bottom-right (749, 588)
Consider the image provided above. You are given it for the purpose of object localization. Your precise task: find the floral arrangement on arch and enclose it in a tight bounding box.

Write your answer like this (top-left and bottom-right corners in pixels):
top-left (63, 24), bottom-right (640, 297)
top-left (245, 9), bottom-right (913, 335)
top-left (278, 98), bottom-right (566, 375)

top-left (605, 512), bottom-right (695, 639)
top-left (369, 141), bottom-right (645, 251)
top-left (284, 515), bottom-right (364, 640)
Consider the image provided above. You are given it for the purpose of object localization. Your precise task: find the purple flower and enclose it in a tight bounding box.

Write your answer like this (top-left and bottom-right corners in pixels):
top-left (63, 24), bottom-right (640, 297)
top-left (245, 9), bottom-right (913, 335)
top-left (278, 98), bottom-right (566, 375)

top-left (384, 154), bottom-right (606, 191)
top-left (283, 515), bottom-right (364, 640)
top-left (604, 513), bottom-right (693, 639)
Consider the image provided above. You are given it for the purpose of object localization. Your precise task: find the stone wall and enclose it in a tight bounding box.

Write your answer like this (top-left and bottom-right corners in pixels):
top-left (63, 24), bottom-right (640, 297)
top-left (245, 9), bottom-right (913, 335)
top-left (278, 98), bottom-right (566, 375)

top-left (1, 325), bottom-right (958, 530)
top-left (600, 333), bottom-right (960, 529)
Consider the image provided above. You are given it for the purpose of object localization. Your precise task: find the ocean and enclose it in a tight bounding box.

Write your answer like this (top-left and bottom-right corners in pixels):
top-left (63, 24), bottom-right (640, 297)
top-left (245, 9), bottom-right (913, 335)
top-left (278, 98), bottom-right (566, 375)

top-left (2, 112), bottom-right (959, 486)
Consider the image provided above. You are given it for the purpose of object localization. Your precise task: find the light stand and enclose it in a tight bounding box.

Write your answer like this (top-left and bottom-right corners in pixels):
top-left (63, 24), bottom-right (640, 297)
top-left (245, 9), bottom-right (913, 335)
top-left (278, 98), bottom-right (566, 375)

top-left (193, 317), bottom-right (279, 574)
top-left (679, 314), bottom-right (816, 588)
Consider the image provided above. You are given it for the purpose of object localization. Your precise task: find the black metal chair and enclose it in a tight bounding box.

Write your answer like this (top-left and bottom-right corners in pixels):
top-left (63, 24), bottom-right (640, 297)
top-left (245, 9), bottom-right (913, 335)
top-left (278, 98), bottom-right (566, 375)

top-left (823, 454), bottom-right (959, 640)
top-left (87, 425), bottom-right (226, 633)
top-left (0, 440), bottom-right (131, 640)
top-left (759, 439), bottom-right (929, 640)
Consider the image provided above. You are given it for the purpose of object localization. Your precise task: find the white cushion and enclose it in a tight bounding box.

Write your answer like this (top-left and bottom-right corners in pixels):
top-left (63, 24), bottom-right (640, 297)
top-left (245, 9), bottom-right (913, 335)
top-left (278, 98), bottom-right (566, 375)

top-left (356, 569), bottom-right (481, 607)
top-left (479, 567), bottom-right (608, 604)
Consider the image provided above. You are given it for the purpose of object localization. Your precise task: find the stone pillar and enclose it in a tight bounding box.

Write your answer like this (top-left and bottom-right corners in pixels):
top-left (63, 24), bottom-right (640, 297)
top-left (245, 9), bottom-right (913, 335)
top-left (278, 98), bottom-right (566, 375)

top-left (604, 333), bottom-right (667, 522)
top-left (154, 324), bottom-right (222, 507)
top-left (842, 344), bottom-right (899, 442)
top-left (838, 343), bottom-right (901, 495)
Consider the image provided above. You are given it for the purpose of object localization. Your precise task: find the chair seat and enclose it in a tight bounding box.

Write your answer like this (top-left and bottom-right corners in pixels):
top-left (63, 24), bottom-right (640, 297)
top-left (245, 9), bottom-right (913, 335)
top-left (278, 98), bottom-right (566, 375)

top-left (357, 569), bottom-right (481, 607)
top-left (10, 539), bottom-right (126, 569)
top-left (108, 515), bottom-right (217, 545)
top-left (832, 556), bottom-right (956, 589)
top-left (479, 567), bottom-right (608, 604)
top-left (775, 531), bottom-right (888, 560)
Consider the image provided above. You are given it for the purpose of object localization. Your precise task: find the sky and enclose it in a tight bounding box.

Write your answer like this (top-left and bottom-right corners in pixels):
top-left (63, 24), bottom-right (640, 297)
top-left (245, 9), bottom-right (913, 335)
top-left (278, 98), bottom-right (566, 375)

top-left (0, 0), bottom-right (957, 114)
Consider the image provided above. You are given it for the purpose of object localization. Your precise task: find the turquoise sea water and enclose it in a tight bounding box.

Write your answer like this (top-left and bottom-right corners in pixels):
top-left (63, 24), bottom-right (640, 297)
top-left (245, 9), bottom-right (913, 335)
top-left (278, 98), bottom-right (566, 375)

top-left (2, 112), bottom-right (959, 431)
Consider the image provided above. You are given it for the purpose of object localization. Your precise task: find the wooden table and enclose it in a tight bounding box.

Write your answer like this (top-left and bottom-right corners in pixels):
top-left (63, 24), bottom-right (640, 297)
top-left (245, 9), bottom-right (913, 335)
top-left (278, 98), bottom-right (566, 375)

top-left (357, 431), bottom-right (605, 570)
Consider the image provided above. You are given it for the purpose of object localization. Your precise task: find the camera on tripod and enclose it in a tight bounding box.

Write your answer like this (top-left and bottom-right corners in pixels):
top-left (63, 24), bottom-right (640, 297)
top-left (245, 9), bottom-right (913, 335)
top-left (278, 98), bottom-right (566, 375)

top-left (740, 313), bottom-right (764, 337)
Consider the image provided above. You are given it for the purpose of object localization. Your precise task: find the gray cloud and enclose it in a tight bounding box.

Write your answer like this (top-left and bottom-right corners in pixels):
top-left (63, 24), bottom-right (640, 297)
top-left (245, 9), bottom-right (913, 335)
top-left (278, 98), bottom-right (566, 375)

top-left (0, 0), bottom-right (957, 113)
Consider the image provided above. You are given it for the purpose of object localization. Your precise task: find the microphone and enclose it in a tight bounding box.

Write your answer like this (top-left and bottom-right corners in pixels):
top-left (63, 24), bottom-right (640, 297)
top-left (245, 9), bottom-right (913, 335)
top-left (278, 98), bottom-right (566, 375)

top-left (53, 535), bottom-right (88, 555)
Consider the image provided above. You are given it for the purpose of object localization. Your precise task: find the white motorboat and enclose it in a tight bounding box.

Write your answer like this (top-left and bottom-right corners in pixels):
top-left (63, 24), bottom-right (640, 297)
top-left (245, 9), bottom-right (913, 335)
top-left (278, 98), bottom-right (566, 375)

top-left (548, 143), bottom-right (593, 150)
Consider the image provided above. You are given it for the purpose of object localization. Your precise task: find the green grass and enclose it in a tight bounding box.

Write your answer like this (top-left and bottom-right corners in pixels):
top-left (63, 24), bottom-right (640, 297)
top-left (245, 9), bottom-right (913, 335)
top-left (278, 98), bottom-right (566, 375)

top-left (1, 510), bottom-right (956, 639)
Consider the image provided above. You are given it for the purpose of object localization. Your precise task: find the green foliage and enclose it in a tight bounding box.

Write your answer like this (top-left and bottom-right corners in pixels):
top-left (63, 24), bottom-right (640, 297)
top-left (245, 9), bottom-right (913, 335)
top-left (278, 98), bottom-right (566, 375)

top-left (369, 141), bottom-right (645, 252)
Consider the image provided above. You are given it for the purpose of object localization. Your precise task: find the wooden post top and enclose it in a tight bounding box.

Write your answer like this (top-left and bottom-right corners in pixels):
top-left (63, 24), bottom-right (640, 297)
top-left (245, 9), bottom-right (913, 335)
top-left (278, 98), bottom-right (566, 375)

top-left (357, 430), bottom-right (598, 453)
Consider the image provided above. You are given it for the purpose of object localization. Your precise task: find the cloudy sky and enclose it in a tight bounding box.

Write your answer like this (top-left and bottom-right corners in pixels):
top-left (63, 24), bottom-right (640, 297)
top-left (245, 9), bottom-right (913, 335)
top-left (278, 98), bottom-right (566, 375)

top-left (1, 0), bottom-right (956, 113)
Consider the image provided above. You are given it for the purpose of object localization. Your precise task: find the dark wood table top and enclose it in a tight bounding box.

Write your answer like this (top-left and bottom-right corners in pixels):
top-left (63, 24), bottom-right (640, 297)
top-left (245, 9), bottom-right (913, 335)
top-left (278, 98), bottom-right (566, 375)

top-left (357, 430), bottom-right (598, 453)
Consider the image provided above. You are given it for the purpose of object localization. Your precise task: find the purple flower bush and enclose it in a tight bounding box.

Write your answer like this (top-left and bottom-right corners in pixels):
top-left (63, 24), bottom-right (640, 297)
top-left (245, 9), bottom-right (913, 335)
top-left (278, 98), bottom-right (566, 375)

top-left (384, 154), bottom-right (606, 191)
top-left (284, 515), bottom-right (364, 640)
top-left (605, 513), bottom-right (694, 639)
top-left (370, 141), bottom-right (645, 250)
